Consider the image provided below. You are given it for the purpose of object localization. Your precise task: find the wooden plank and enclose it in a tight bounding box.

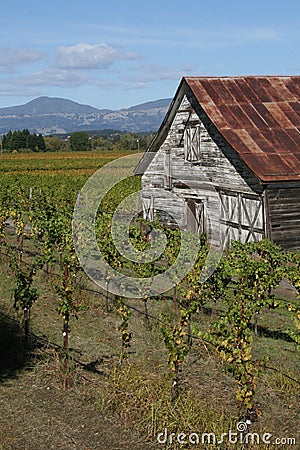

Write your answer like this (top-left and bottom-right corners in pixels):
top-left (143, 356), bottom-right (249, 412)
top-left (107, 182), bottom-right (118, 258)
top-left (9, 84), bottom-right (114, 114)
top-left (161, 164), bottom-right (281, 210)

top-left (141, 93), bottom-right (266, 248)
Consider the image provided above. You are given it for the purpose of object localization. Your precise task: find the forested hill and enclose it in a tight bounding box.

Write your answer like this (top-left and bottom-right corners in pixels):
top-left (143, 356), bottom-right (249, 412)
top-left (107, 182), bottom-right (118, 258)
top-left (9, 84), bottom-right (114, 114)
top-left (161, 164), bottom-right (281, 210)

top-left (0, 97), bottom-right (172, 135)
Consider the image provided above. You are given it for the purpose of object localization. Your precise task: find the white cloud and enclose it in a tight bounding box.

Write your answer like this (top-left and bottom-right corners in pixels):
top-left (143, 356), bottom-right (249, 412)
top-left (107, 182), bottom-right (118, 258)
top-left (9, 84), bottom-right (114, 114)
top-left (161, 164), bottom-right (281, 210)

top-left (0, 48), bottom-right (44, 70)
top-left (10, 69), bottom-right (87, 88)
top-left (122, 64), bottom-right (195, 87)
top-left (0, 86), bottom-right (42, 97)
top-left (56, 43), bottom-right (137, 69)
top-left (128, 82), bottom-right (146, 90)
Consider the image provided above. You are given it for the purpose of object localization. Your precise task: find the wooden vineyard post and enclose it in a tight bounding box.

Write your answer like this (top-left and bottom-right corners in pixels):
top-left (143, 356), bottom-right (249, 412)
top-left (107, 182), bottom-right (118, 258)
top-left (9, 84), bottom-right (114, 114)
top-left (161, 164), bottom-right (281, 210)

top-left (254, 311), bottom-right (259, 337)
top-left (62, 311), bottom-right (70, 367)
top-left (173, 284), bottom-right (177, 311)
top-left (105, 278), bottom-right (109, 313)
top-left (143, 297), bottom-right (150, 331)
top-left (63, 263), bottom-right (70, 367)
top-left (161, 319), bottom-right (190, 404)
top-left (23, 306), bottom-right (30, 343)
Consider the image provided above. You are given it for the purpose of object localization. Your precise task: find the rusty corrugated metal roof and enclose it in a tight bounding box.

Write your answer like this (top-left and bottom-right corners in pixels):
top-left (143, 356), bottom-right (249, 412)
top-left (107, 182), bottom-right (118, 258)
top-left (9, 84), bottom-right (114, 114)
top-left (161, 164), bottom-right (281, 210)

top-left (184, 76), bottom-right (300, 182)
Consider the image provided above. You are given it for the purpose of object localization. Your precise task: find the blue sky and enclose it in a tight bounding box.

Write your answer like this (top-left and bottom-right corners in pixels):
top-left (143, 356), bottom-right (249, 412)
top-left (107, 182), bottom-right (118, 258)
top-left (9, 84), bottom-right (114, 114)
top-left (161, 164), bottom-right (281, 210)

top-left (0, 0), bottom-right (299, 110)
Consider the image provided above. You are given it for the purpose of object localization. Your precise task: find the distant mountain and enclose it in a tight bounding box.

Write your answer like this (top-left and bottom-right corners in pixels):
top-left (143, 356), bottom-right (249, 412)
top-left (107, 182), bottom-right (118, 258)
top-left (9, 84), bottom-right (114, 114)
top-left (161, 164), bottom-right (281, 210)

top-left (0, 96), bottom-right (172, 135)
top-left (0, 96), bottom-right (102, 116)
top-left (126, 98), bottom-right (171, 111)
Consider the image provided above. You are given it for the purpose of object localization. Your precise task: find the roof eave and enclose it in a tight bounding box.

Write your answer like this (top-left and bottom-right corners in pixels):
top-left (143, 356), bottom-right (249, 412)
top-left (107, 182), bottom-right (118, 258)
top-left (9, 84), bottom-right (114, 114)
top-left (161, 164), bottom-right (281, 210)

top-left (134, 78), bottom-right (188, 175)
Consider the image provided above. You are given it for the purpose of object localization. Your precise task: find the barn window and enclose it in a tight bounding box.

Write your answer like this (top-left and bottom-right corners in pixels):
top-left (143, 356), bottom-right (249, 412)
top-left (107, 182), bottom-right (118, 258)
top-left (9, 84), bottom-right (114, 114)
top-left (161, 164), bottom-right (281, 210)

top-left (184, 124), bottom-right (201, 162)
top-left (142, 196), bottom-right (154, 222)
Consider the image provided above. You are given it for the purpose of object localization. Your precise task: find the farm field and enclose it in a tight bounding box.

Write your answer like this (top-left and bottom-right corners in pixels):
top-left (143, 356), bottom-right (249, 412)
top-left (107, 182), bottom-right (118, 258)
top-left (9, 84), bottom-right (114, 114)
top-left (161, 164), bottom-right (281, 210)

top-left (0, 150), bottom-right (299, 450)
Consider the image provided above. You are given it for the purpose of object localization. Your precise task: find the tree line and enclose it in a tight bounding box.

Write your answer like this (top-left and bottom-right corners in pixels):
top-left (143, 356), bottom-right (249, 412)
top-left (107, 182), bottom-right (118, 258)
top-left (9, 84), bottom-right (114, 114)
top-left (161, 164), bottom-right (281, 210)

top-left (2, 129), bottom-right (46, 152)
top-left (1, 129), bottom-right (153, 153)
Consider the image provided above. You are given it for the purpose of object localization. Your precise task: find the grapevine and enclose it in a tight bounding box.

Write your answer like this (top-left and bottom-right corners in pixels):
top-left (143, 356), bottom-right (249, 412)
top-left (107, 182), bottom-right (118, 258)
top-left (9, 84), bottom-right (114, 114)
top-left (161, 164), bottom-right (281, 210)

top-left (286, 251), bottom-right (300, 351)
top-left (117, 297), bottom-right (133, 364)
top-left (13, 267), bottom-right (38, 341)
top-left (206, 240), bottom-right (287, 419)
top-left (161, 317), bottom-right (191, 403)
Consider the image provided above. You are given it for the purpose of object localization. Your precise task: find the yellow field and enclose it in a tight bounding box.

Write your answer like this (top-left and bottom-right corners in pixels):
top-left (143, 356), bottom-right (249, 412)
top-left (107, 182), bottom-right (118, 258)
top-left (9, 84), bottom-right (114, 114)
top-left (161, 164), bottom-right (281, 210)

top-left (0, 149), bottom-right (141, 214)
top-left (0, 149), bottom-right (136, 176)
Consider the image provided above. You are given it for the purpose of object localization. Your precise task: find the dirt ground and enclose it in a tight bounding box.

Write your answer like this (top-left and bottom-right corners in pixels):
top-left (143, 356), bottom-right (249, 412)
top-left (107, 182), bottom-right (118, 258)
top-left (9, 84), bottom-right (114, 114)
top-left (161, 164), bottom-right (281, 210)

top-left (0, 322), bottom-right (156, 450)
top-left (0, 256), bottom-right (299, 450)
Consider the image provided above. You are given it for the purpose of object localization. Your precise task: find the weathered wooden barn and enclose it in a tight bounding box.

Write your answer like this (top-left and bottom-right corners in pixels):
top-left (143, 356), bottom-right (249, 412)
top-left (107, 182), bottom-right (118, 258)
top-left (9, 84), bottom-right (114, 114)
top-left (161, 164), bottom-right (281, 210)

top-left (135, 76), bottom-right (300, 250)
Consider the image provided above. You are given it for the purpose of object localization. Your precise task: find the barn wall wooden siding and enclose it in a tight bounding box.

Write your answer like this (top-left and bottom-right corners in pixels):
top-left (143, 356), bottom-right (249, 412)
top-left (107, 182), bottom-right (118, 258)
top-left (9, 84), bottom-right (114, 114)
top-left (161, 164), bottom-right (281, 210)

top-left (266, 186), bottom-right (300, 250)
top-left (141, 94), bottom-right (300, 250)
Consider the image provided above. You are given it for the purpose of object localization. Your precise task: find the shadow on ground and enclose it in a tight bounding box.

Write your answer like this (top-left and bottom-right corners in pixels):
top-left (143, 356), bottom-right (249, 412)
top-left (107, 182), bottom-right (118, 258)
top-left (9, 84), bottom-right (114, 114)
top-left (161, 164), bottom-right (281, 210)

top-left (0, 311), bottom-right (106, 381)
top-left (0, 312), bottom-right (40, 382)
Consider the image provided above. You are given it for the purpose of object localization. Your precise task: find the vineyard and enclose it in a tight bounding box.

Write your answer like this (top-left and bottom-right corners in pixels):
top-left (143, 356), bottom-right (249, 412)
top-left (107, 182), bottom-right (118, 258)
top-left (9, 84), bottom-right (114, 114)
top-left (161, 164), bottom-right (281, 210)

top-left (0, 150), bottom-right (299, 449)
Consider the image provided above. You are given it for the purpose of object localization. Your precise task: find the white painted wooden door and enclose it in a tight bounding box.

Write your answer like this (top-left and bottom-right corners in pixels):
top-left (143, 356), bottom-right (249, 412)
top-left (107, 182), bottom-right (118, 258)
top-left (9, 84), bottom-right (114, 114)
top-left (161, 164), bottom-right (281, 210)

top-left (219, 190), bottom-right (265, 246)
top-left (186, 198), bottom-right (205, 234)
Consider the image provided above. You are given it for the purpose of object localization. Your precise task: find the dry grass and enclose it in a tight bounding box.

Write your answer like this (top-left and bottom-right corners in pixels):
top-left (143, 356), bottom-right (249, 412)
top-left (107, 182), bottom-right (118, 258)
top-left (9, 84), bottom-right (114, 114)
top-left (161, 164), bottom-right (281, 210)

top-left (0, 238), bottom-right (299, 449)
top-left (0, 300), bottom-right (299, 449)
